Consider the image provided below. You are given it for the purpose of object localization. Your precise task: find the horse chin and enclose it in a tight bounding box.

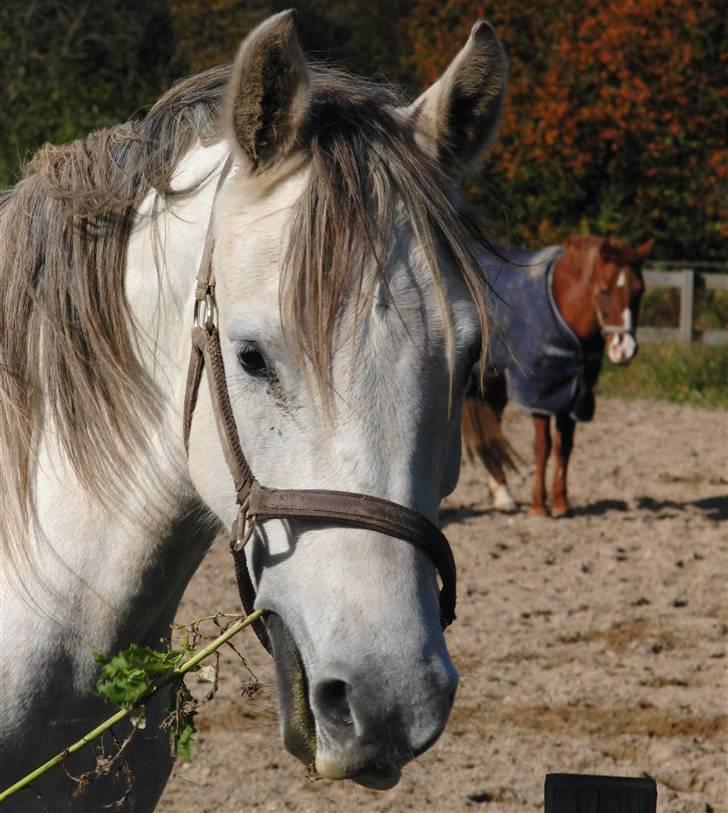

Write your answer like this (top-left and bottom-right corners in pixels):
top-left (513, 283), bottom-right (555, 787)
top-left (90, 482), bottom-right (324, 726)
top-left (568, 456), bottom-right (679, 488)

top-left (264, 613), bottom-right (318, 769)
top-left (349, 767), bottom-right (402, 790)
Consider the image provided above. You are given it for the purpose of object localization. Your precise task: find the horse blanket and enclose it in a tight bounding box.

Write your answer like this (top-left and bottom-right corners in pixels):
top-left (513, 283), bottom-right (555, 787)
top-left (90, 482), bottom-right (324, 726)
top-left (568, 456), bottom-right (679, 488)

top-left (481, 244), bottom-right (604, 422)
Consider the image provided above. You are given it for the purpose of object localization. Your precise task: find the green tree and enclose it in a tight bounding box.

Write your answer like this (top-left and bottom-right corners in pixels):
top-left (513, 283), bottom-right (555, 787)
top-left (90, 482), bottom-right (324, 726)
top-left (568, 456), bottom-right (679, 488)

top-left (0, 0), bottom-right (178, 184)
top-left (270, 0), bottom-right (417, 86)
top-left (169, 0), bottom-right (271, 72)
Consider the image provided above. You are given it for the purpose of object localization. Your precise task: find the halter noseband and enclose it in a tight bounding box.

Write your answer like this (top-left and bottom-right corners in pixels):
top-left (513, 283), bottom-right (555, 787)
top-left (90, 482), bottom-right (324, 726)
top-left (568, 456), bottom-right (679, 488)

top-left (182, 157), bottom-right (457, 652)
top-left (594, 302), bottom-right (634, 338)
top-left (593, 271), bottom-right (637, 338)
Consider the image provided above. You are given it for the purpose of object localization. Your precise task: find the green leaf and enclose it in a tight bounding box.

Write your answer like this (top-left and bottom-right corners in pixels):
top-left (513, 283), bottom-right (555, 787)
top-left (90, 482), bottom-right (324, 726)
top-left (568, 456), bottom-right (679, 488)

top-left (93, 644), bottom-right (186, 708)
top-left (94, 642), bottom-right (200, 761)
top-left (175, 722), bottom-right (196, 762)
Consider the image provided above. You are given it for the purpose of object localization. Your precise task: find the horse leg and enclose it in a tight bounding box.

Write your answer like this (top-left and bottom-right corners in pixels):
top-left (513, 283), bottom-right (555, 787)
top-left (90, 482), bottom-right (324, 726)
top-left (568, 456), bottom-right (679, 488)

top-left (488, 472), bottom-right (517, 512)
top-left (482, 373), bottom-right (517, 511)
top-left (529, 414), bottom-right (551, 516)
top-left (552, 412), bottom-right (576, 517)
top-left (462, 397), bottom-right (513, 508)
top-left (462, 370), bottom-right (517, 511)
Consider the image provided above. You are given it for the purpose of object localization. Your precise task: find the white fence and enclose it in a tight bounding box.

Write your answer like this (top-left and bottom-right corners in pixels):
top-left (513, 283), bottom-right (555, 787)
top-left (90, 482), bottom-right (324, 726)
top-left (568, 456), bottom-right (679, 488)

top-left (640, 267), bottom-right (728, 345)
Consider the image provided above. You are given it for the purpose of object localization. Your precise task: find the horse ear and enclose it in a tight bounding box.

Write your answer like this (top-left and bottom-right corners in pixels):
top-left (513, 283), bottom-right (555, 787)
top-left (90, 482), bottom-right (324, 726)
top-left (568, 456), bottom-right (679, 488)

top-left (636, 238), bottom-right (654, 260)
top-left (224, 10), bottom-right (310, 173)
top-left (407, 21), bottom-right (507, 174)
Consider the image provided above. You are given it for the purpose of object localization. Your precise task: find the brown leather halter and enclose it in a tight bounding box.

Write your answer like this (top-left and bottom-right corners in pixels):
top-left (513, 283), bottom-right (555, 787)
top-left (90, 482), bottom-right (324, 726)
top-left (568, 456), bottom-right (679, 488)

top-left (182, 157), bottom-right (457, 653)
top-left (594, 300), bottom-right (634, 337)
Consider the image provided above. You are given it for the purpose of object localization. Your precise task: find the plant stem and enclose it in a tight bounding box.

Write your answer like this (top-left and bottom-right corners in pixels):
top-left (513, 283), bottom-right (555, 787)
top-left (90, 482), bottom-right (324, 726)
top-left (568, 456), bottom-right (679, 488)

top-left (0, 609), bottom-right (264, 805)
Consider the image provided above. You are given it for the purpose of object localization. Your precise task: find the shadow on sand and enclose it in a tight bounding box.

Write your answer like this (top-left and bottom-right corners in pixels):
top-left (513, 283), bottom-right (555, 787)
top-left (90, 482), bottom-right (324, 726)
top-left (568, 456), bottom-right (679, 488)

top-left (441, 494), bottom-right (728, 525)
top-left (570, 499), bottom-right (630, 517)
top-left (439, 505), bottom-right (499, 528)
top-left (635, 494), bottom-right (728, 522)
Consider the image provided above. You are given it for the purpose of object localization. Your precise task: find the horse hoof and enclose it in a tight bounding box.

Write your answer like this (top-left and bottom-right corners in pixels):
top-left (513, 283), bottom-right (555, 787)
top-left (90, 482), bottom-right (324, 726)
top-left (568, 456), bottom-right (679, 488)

top-left (493, 486), bottom-right (518, 513)
top-left (528, 504), bottom-right (549, 518)
top-left (552, 503), bottom-right (572, 518)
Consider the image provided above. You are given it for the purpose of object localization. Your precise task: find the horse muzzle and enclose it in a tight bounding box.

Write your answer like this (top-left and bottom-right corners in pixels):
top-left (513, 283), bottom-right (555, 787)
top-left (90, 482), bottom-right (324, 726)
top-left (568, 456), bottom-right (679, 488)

top-left (607, 331), bottom-right (638, 365)
top-left (265, 612), bottom-right (457, 789)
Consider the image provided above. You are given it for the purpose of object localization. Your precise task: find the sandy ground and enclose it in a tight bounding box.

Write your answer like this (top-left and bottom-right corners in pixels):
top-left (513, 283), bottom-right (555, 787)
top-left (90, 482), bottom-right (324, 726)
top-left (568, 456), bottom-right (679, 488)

top-left (158, 398), bottom-right (727, 813)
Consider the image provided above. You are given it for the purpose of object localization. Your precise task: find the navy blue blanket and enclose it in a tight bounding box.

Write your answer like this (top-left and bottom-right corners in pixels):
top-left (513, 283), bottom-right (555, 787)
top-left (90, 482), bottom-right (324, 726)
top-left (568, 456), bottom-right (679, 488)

top-left (481, 245), bottom-right (604, 422)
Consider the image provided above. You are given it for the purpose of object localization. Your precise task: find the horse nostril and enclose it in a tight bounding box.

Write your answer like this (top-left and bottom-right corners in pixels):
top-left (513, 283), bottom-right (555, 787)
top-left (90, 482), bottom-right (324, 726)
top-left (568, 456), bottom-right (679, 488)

top-left (314, 679), bottom-right (354, 731)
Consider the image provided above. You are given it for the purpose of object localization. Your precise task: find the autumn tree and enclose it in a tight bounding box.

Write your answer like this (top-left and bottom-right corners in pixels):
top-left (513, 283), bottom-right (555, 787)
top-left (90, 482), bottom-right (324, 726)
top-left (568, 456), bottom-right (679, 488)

top-left (401, 0), bottom-right (726, 260)
top-left (1, 0), bottom-right (724, 261)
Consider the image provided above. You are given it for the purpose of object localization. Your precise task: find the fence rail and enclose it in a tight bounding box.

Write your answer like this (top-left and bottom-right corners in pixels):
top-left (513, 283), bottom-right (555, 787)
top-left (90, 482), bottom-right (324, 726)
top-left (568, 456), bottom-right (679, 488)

top-left (640, 268), bottom-right (728, 345)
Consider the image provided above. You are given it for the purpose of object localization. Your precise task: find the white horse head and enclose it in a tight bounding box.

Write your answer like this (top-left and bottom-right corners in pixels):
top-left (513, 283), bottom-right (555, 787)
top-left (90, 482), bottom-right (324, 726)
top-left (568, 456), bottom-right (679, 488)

top-left (185, 11), bottom-right (507, 787)
top-left (0, 10), bottom-right (506, 804)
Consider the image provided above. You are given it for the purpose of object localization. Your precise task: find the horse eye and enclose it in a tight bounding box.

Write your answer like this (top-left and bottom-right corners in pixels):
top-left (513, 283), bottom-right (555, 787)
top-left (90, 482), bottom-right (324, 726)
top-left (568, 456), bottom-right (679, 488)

top-left (238, 342), bottom-right (268, 376)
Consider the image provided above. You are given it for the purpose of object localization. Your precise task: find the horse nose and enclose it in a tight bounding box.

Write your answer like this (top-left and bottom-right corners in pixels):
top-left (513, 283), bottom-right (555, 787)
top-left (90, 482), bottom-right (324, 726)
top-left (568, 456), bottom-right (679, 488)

top-left (311, 667), bottom-right (458, 785)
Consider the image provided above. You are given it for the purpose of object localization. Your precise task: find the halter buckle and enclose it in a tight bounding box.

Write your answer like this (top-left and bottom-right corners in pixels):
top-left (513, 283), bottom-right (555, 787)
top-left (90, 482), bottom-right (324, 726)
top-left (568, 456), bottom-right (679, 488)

top-left (232, 503), bottom-right (256, 552)
top-left (193, 289), bottom-right (218, 330)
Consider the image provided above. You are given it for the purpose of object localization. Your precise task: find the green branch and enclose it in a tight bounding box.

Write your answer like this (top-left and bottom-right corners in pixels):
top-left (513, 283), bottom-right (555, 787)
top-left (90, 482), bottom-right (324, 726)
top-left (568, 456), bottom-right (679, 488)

top-left (0, 609), bottom-right (264, 805)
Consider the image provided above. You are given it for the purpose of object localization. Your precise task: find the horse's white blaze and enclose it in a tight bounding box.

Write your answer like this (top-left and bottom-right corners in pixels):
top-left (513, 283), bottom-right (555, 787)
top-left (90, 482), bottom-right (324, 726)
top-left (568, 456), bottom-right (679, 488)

top-left (608, 308), bottom-right (637, 363)
top-left (616, 269), bottom-right (626, 287)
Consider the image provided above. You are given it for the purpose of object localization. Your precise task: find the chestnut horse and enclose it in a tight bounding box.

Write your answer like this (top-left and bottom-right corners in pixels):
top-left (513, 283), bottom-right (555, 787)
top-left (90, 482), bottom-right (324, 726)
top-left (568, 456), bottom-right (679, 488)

top-left (463, 236), bottom-right (653, 516)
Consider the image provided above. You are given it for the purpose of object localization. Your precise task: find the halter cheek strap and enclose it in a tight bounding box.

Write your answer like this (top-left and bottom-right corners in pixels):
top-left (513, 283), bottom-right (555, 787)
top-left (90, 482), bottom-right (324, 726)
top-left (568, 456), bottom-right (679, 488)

top-left (594, 288), bottom-right (635, 337)
top-left (182, 156), bottom-right (457, 654)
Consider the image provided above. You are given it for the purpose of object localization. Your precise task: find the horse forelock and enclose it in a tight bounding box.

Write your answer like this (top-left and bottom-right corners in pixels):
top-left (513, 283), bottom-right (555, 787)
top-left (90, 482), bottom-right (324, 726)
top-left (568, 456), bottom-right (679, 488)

top-left (279, 68), bottom-right (492, 405)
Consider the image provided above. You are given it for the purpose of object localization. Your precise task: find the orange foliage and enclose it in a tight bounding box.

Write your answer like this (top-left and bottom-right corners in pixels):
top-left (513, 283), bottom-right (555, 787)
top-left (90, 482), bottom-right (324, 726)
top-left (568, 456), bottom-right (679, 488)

top-left (400, 0), bottom-right (725, 258)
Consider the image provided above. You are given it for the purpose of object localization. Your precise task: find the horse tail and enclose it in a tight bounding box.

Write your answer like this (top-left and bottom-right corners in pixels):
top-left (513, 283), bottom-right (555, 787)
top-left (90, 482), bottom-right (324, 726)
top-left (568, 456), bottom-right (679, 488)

top-left (462, 397), bottom-right (518, 476)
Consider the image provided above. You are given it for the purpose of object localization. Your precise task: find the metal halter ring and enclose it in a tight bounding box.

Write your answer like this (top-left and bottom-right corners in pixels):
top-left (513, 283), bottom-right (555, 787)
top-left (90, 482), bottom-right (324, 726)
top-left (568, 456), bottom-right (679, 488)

top-left (193, 290), bottom-right (218, 330)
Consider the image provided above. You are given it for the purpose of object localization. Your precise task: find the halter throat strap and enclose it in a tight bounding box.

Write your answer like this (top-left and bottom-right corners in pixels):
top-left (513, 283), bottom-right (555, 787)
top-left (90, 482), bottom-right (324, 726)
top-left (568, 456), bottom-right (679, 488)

top-left (182, 157), bottom-right (457, 652)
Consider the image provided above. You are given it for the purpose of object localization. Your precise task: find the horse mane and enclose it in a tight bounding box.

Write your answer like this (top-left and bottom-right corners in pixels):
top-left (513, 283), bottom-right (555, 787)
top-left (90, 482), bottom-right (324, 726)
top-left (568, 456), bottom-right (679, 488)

top-left (562, 235), bottom-right (645, 271)
top-left (0, 66), bottom-right (230, 558)
top-left (0, 63), bottom-right (492, 564)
